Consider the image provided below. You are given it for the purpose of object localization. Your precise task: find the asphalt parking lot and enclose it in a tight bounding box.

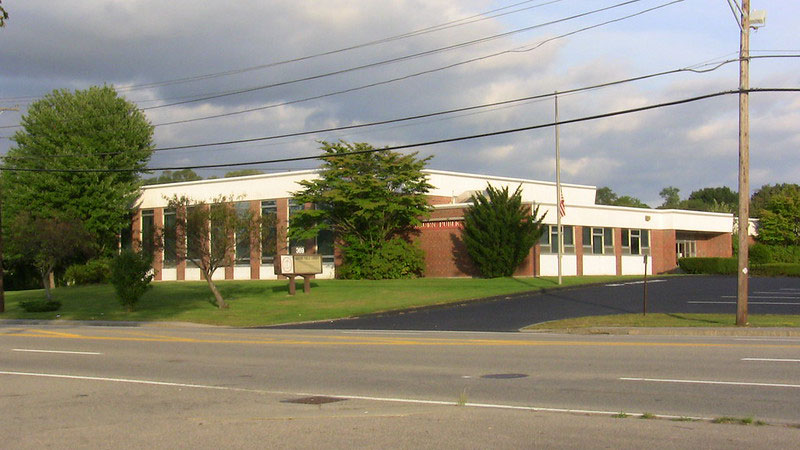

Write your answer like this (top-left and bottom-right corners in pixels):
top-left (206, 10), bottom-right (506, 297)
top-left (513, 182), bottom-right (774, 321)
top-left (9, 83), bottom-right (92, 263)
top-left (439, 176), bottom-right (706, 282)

top-left (274, 276), bottom-right (800, 331)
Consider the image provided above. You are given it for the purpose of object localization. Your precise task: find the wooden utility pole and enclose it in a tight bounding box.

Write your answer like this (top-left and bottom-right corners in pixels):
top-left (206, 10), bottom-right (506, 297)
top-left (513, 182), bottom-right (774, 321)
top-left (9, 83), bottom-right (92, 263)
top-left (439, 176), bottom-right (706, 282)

top-left (554, 93), bottom-right (563, 285)
top-left (736, 1), bottom-right (750, 326)
top-left (0, 106), bottom-right (19, 313)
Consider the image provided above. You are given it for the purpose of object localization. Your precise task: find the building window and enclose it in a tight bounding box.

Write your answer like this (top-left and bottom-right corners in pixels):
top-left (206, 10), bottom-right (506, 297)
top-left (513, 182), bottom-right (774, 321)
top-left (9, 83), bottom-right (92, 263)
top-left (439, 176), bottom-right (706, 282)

top-left (186, 206), bottom-right (202, 261)
top-left (622, 229), bottom-right (650, 255)
top-left (317, 228), bottom-right (335, 263)
top-left (234, 202), bottom-right (251, 266)
top-left (261, 200), bottom-right (278, 264)
top-left (141, 209), bottom-right (155, 255)
top-left (582, 227), bottom-right (614, 255)
top-left (540, 225), bottom-right (574, 254)
top-left (676, 240), bottom-right (696, 259)
top-left (163, 209), bottom-right (177, 267)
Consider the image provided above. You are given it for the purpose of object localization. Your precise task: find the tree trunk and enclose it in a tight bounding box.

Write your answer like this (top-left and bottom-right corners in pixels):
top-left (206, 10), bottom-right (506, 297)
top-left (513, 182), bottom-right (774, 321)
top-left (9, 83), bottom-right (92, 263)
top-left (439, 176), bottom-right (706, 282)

top-left (42, 270), bottom-right (52, 301)
top-left (202, 270), bottom-right (227, 309)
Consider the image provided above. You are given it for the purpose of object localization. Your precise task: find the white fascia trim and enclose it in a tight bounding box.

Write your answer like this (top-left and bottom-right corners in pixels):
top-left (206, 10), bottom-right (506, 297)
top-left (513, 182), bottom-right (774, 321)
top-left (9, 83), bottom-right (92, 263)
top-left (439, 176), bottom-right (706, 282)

top-left (422, 169), bottom-right (596, 190)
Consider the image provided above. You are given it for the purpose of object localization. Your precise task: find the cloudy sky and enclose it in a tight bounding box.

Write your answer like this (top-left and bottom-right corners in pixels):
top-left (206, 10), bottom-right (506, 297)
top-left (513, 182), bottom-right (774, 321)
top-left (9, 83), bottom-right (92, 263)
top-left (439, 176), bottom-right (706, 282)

top-left (1, 0), bottom-right (798, 206)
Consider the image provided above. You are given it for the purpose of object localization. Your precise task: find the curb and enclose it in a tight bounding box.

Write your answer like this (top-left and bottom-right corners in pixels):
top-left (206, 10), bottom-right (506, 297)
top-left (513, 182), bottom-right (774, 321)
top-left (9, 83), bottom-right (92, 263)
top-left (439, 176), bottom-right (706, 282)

top-left (524, 327), bottom-right (800, 337)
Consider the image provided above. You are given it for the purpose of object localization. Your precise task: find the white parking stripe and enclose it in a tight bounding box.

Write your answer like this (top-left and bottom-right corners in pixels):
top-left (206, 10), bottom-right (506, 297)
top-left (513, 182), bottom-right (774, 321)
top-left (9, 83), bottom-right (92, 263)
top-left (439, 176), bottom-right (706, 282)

top-left (12, 349), bottom-right (102, 355)
top-left (741, 358), bottom-right (800, 362)
top-left (620, 377), bottom-right (800, 389)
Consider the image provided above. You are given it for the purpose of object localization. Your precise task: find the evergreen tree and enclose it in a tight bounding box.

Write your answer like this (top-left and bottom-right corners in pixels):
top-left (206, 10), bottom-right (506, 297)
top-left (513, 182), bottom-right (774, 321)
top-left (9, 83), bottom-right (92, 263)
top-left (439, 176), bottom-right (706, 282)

top-left (462, 184), bottom-right (546, 278)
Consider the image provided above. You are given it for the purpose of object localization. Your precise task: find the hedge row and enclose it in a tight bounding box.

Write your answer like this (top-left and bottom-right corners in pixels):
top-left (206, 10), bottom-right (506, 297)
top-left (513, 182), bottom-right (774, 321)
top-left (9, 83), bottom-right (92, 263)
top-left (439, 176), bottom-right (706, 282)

top-left (678, 257), bottom-right (800, 277)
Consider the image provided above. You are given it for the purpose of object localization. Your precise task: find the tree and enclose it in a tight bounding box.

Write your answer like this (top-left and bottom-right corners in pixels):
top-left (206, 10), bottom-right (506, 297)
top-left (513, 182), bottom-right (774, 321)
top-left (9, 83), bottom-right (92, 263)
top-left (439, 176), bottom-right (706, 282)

top-left (595, 187), bottom-right (649, 208)
top-left (143, 169), bottom-right (202, 185)
top-left (684, 186), bottom-right (737, 213)
top-left (6, 213), bottom-right (92, 301)
top-left (751, 183), bottom-right (800, 218)
top-left (658, 186), bottom-right (681, 209)
top-left (757, 195), bottom-right (800, 246)
top-left (161, 195), bottom-right (259, 308)
top-left (289, 141), bottom-right (433, 279)
top-left (0, 0), bottom-right (8, 27)
top-left (462, 184), bottom-right (546, 278)
top-left (224, 169), bottom-right (263, 178)
top-left (3, 86), bottom-right (154, 255)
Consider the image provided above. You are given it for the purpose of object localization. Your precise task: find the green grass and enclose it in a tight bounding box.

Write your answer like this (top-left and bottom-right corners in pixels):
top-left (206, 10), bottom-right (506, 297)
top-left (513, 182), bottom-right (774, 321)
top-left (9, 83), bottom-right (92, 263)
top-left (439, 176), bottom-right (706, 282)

top-left (526, 313), bottom-right (800, 330)
top-left (0, 276), bottom-right (629, 327)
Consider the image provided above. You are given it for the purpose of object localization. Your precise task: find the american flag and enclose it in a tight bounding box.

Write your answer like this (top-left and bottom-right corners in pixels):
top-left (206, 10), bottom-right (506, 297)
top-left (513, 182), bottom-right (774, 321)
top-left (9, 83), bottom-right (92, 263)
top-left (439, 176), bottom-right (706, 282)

top-left (558, 192), bottom-right (566, 217)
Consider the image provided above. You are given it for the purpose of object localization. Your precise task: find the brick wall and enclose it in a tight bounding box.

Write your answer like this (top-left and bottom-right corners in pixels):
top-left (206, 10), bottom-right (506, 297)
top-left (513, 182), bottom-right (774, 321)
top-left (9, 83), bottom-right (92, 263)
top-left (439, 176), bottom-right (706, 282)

top-left (651, 229), bottom-right (676, 274)
top-left (697, 232), bottom-right (733, 258)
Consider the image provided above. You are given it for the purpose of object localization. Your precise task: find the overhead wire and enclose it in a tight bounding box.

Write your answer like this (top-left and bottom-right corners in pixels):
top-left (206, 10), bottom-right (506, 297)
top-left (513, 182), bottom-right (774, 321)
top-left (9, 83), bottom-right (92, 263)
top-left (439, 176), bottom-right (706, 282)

top-left (149, 0), bottom-right (682, 127)
top-left (6, 54), bottom-right (799, 161)
top-left (142, 0), bottom-right (650, 111)
top-left (0, 0), bottom-right (564, 103)
top-left (3, 88), bottom-right (798, 173)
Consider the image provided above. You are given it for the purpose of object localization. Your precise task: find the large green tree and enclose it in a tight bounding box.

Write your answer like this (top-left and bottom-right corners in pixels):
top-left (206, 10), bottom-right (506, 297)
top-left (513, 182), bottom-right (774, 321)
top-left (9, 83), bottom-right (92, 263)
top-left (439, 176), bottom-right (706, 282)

top-left (3, 86), bottom-right (154, 255)
top-left (757, 194), bottom-right (800, 246)
top-left (289, 141), bottom-right (432, 279)
top-left (595, 187), bottom-right (649, 208)
top-left (462, 184), bottom-right (546, 278)
top-left (751, 183), bottom-right (800, 218)
top-left (143, 169), bottom-right (202, 185)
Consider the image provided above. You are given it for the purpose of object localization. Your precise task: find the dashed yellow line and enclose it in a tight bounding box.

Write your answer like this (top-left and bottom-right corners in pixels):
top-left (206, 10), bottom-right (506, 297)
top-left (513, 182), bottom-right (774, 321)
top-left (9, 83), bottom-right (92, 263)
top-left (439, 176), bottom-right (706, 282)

top-left (4, 328), bottom-right (800, 349)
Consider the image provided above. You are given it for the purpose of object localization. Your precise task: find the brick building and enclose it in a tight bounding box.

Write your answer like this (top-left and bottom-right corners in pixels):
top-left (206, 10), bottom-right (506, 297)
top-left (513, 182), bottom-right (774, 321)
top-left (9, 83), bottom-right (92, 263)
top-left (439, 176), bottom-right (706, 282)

top-left (133, 169), bottom-right (741, 281)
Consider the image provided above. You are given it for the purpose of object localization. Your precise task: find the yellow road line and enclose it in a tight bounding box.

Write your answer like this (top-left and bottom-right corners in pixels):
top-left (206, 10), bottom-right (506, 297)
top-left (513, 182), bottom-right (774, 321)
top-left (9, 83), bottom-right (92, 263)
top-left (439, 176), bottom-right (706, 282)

top-left (5, 329), bottom-right (800, 349)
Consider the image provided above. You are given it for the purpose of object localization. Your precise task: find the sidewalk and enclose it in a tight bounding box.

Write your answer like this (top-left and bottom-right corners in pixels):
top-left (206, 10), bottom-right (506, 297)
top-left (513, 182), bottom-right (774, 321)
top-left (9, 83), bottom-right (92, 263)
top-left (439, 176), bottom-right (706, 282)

top-left (525, 326), bottom-right (800, 336)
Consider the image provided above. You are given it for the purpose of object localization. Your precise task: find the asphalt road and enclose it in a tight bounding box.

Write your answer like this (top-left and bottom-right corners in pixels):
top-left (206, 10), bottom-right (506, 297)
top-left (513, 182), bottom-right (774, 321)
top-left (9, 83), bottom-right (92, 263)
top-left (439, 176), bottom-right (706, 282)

top-left (275, 276), bottom-right (800, 331)
top-left (2, 325), bottom-right (800, 448)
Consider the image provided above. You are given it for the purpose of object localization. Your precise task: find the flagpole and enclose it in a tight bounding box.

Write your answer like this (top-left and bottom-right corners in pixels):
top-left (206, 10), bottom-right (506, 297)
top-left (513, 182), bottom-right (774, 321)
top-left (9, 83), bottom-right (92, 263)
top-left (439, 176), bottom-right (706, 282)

top-left (555, 92), bottom-right (563, 285)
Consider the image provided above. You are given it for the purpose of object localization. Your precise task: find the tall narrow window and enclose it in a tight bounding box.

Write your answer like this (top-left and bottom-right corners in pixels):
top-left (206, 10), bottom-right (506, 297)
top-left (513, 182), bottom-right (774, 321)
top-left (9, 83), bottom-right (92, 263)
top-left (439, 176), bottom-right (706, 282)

top-left (261, 200), bottom-right (277, 263)
top-left (234, 202), bottom-right (251, 266)
top-left (163, 209), bottom-right (177, 267)
top-left (141, 210), bottom-right (155, 255)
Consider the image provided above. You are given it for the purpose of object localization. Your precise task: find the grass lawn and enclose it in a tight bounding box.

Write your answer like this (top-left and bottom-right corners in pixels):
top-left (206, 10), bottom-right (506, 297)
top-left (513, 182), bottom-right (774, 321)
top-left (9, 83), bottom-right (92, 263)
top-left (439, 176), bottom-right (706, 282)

top-left (1, 276), bottom-right (631, 327)
top-left (525, 313), bottom-right (800, 329)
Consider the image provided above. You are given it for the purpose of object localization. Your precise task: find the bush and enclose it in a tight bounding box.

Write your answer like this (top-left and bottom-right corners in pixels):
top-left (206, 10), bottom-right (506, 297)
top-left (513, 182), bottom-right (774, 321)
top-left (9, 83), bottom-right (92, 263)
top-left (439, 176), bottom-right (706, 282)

top-left (339, 238), bottom-right (425, 279)
top-left (110, 250), bottom-right (154, 311)
top-left (19, 299), bottom-right (61, 312)
top-left (748, 244), bottom-right (800, 264)
top-left (678, 257), bottom-right (737, 275)
top-left (751, 263), bottom-right (800, 277)
top-left (64, 258), bottom-right (112, 285)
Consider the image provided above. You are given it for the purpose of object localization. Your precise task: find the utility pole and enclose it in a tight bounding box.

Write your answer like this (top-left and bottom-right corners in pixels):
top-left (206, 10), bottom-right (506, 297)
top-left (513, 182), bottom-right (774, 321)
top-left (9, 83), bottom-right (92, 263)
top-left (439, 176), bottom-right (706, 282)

top-left (0, 106), bottom-right (19, 313)
top-left (736, 0), bottom-right (752, 326)
top-left (554, 92), bottom-right (563, 285)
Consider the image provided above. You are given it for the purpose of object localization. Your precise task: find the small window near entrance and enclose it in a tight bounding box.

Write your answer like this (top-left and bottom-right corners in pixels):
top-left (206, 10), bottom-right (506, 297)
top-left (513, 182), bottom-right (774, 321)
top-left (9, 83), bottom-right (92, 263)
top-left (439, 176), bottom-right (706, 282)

top-left (676, 240), bottom-right (697, 259)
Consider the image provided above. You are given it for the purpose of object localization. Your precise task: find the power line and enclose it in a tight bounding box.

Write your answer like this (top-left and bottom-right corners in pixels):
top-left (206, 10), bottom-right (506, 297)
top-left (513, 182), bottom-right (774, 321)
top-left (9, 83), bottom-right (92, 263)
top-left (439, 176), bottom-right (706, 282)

top-left (6, 55), bottom-right (799, 161)
top-left (2, 55), bottom-right (745, 161)
top-left (3, 88), bottom-right (796, 173)
top-left (150, 0), bottom-right (681, 127)
top-left (144, 0), bottom-right (649, 111)
top-left (0, 0), bottom-right (563, 104)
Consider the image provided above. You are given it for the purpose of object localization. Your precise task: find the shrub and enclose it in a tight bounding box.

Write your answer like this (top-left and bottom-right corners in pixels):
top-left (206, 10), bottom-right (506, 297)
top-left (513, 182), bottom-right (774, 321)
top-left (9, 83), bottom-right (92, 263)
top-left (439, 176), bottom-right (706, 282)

top-left (19, 299), bottom-right (61, 312)
top-left (64, 258), bottom-right (112, 285)
top-left (110, 250), bottom-right (154, 311)
top-left (678, 257), bottom-right (737, 275)
top-left (339, 238), bottom-right (425, 279)
top-left (462, 184), bottom-right (546, 278)
top-left (751, 263), bottom-right (800, 277)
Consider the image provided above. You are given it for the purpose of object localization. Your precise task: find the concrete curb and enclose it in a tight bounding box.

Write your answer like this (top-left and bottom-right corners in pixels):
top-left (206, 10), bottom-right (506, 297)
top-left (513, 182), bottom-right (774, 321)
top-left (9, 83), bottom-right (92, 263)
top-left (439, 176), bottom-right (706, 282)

top-left (524, 327), bottom-right (800, 337)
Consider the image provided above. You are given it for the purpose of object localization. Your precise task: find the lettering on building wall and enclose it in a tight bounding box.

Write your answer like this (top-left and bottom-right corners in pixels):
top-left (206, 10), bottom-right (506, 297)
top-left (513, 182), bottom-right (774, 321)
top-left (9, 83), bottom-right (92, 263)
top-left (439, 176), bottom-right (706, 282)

top-left (419, 220), bottom-right (464, 230)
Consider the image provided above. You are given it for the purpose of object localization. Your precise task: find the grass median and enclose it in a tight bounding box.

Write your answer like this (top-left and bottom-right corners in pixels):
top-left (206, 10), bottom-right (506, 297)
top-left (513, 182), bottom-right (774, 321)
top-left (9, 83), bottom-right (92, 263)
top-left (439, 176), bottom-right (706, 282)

top-left (1, 276), bottom-right (631, 327)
